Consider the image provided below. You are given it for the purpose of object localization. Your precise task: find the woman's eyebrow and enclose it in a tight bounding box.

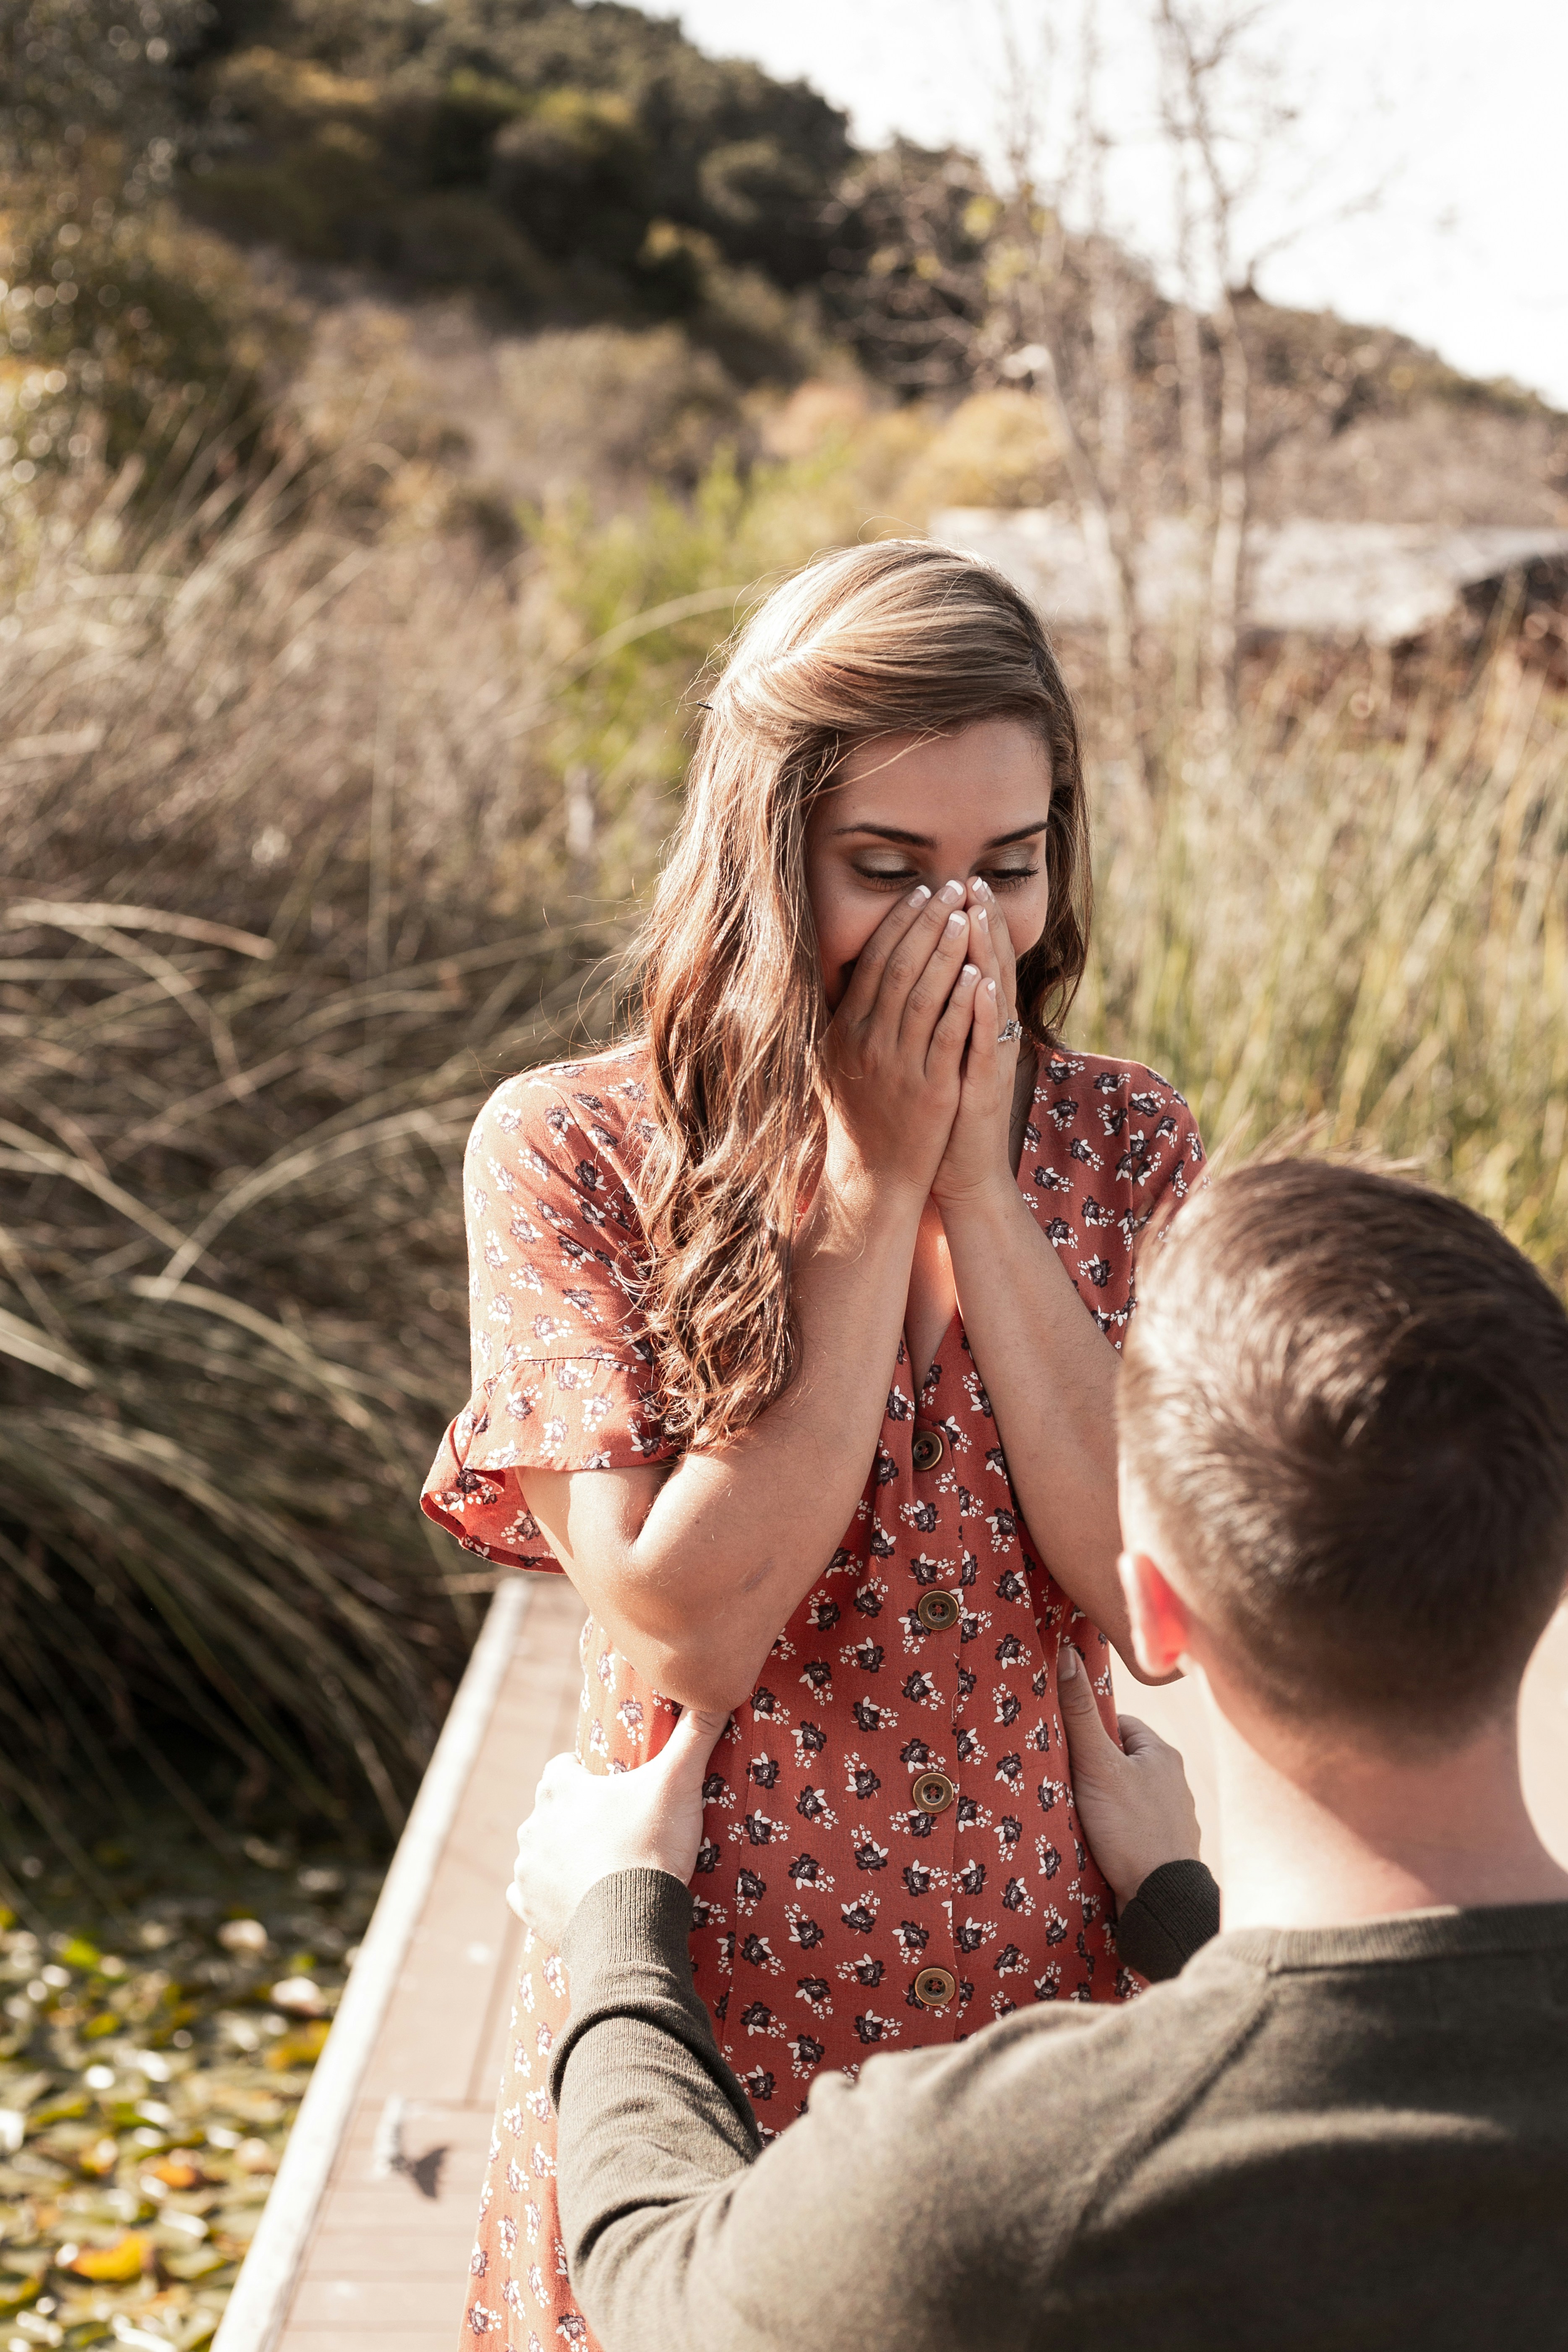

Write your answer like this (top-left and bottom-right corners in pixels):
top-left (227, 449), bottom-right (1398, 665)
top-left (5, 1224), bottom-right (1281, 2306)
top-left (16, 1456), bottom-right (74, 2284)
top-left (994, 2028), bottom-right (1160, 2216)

top-left (832, 820), bottom-right (1050, 848)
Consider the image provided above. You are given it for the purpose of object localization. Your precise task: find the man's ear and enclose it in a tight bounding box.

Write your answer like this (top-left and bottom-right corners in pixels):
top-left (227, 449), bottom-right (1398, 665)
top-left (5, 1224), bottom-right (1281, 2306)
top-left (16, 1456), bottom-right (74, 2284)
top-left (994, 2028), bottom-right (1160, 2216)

top-left (1117, 1548), bottom-right (1192, 1681)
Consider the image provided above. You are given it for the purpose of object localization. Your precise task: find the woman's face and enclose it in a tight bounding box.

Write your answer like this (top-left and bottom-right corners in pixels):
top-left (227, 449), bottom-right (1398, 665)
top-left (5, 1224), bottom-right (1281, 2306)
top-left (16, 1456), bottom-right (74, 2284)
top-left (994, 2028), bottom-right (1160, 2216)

top-left (804, 718), bottom-right (1054, 1010)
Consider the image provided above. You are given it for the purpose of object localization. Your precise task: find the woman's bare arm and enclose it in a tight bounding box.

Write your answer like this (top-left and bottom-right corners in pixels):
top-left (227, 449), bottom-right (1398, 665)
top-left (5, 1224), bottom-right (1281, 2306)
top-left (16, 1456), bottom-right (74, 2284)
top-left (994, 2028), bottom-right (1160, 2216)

top-left (523, 883), bottom-right (981, 1716)
top-left (939, 1174), bottom-right (1148, 1668)
top-left (522, 1162), bottom-right (914, 1712)
top-left (931, 888), bottom-right (1172, 1682)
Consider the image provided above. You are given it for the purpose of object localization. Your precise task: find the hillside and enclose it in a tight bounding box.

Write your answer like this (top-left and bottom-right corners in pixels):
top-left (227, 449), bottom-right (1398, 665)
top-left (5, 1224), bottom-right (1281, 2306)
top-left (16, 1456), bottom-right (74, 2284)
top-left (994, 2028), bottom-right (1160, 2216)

top-left (3, 0), bottom-right (1564, 531)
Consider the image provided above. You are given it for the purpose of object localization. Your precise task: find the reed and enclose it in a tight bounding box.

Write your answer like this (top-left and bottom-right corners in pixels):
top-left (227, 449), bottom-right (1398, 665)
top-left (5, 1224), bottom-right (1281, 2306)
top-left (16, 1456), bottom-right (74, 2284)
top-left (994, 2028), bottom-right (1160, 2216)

top-left (1075, 651), bottom-right (1568, 1287)
top-left (0, 449), bottom-right (630, 1869)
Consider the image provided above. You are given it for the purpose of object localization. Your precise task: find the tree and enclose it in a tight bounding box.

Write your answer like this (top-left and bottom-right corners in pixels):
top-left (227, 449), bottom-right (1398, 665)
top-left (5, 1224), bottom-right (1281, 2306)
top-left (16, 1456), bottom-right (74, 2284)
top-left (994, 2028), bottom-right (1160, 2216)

top-left (1154, 0), bottom-right (1279, 718)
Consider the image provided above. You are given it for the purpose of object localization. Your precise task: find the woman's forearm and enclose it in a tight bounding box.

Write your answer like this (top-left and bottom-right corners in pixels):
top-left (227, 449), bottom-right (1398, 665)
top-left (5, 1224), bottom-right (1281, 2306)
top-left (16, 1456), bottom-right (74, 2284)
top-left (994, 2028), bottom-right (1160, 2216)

top-left (940, 1172), bottom-right (1156, 1677)
top-left (543, 1160), bottom-right (925, 1712)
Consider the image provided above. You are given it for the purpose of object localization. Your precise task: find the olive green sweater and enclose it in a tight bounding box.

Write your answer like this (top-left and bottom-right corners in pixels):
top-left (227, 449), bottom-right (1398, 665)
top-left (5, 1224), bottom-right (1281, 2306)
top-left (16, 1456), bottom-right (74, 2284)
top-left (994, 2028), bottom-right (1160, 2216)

top-left (550, 1866), bottom-right (1568, 2351)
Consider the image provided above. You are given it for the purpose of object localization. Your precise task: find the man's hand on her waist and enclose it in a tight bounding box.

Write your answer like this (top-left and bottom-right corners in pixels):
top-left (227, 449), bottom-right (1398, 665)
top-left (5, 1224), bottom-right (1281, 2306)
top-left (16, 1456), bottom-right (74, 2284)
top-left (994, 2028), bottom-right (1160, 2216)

top-left (507, 1705), bottom-right (731, 1950)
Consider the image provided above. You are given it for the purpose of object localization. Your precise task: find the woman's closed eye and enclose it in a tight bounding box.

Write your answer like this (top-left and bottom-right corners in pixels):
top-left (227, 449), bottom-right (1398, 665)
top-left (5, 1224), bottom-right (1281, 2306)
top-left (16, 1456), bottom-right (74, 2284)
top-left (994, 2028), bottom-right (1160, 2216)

top-left (852, 863), bottom-right (1039, 892)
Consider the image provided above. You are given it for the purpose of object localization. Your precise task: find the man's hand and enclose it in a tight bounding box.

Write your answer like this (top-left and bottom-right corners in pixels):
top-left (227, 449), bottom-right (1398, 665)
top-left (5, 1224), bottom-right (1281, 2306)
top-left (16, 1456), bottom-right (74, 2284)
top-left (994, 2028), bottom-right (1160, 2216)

top-left (1058, 1643), bottom-right (1201, 1912)
top-left (506, 1707), bottom-right (731, 1950)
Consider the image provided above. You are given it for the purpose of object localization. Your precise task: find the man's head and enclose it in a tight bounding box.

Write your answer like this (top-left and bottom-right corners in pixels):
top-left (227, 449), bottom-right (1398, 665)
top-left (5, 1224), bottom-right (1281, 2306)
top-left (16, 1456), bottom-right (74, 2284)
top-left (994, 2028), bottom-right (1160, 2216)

top-left (1118, 1160), bottom-right (1568, 1749)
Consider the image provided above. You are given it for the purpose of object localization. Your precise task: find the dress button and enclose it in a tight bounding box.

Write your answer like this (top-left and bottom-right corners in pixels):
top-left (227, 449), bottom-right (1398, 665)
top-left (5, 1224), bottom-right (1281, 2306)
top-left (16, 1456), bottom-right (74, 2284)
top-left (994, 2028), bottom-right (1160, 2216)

top-left (911, 1427), bottom-right (946, 1472)
top-left (912, 1964), bottom-right (957, 2009)
top-left (911, 1769), bottom-right (957, 1816)
top-left (915, 1589), bottom-right (960, 1632)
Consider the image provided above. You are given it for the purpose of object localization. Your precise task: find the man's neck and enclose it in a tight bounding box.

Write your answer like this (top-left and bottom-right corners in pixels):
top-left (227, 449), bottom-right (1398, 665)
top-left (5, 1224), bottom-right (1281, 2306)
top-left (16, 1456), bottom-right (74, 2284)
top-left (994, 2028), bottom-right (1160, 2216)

top-left (1201, 1677), bottom-right (1568, 1933)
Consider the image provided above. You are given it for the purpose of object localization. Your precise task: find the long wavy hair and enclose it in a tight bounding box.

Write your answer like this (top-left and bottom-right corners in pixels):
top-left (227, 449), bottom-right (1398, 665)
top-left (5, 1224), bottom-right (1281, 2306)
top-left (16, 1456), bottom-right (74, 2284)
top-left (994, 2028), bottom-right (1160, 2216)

top-left (634, 538), bottom-right (1091, 1446)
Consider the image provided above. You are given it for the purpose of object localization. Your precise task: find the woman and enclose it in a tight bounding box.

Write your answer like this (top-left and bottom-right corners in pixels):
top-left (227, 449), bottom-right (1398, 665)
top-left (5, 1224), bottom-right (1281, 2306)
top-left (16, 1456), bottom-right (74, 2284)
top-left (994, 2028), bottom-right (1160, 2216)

top-left (422, 540), bottom-right (1203, 2350)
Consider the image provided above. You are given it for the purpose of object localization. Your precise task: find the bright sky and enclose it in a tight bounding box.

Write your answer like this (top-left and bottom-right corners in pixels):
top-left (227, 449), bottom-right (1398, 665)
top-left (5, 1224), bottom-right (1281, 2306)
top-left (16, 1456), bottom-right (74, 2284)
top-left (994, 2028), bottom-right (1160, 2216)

top-left (662, 0), bottom-right (1568, 409)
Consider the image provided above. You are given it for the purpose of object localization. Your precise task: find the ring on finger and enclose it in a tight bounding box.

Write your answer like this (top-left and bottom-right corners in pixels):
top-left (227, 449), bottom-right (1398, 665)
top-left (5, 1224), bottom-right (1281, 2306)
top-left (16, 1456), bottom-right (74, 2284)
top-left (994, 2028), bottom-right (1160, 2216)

top-left (998, 1018), bottom-right (1023, 1044)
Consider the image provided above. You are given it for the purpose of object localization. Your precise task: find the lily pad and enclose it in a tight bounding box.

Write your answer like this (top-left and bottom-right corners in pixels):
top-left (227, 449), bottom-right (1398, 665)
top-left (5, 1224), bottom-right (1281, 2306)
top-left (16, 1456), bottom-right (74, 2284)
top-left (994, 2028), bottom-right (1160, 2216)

top-left (0, 1854), bottom-right (381, 2346)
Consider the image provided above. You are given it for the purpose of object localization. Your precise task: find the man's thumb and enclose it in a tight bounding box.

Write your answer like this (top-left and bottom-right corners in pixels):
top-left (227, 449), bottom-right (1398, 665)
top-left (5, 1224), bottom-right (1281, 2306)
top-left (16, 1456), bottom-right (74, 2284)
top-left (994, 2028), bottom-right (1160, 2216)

top-left (657, 1705), bottom-right (729, 1787)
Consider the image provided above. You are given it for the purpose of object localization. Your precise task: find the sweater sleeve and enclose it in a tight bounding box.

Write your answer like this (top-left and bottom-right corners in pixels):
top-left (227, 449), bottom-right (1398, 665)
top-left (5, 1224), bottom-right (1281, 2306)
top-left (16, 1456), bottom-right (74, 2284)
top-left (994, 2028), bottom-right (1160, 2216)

top-left (550, 1869), bottom-right (1110, 2352)
top-left (1116, 1859), bottom-right (1221, 1982)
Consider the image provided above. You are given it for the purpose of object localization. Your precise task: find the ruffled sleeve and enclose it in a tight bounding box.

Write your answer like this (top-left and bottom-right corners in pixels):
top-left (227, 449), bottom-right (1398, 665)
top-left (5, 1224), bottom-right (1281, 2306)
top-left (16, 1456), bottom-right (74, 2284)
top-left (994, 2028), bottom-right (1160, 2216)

top-left (420, 1063), bottom-right (676, 1571)
top-left (1023, 1052), bottom-right (1207, 1349)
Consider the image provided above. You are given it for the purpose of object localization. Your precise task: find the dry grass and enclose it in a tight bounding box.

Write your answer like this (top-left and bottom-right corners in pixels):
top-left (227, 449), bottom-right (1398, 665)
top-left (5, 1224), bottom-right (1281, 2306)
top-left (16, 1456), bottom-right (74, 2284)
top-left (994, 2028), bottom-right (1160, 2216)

top-left (0, 448), bottom-right (635, 1868)
top-left (3, 428), bottom-right (1565, 1871)
top-left (1075, 649), bottom-right (1568, 1284)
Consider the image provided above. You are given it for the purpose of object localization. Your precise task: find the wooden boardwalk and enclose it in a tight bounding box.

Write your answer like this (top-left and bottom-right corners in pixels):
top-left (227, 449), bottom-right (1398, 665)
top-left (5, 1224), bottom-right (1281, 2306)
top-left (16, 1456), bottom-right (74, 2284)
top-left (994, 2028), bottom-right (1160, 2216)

top-left (219, 1579), bottom-right (1568, 2352)
top-left (215, 1573), bottom-right (586, 2352)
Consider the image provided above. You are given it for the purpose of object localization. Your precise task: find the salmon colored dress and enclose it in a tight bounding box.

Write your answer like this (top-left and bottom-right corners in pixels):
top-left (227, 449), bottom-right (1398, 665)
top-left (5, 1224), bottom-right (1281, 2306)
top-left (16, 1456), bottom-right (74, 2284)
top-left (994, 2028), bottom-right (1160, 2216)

top-left (421, 1039), bottom-right (1204, 2350)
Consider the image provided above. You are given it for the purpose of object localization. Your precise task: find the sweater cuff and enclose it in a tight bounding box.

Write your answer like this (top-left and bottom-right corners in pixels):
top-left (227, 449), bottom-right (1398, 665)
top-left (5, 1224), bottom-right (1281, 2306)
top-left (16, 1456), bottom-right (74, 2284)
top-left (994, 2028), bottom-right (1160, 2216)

top-left (551, 1866), bottom-right (744, 2120)
top-left (1116, 1858), bottom-right (1221, 1982)
top-left (559, 1864), bottom-right (697, 1987)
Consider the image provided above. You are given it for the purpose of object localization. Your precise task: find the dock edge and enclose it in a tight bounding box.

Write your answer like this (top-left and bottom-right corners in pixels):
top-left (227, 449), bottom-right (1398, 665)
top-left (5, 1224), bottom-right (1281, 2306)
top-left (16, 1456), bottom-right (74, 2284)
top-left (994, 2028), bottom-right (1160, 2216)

top-left (212, 1577), bottom-right (533, 2352)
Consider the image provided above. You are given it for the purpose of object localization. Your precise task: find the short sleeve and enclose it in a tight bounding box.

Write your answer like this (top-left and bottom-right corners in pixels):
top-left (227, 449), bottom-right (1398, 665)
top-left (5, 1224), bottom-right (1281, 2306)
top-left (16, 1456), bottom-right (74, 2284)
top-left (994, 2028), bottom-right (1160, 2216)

top-left (1025, 1052), bottom-right (1206, 1350)
top-left (420, 1066), bottom-right (676, 1571)
top-left (1116, 1067), bottom-right (1205, 1217)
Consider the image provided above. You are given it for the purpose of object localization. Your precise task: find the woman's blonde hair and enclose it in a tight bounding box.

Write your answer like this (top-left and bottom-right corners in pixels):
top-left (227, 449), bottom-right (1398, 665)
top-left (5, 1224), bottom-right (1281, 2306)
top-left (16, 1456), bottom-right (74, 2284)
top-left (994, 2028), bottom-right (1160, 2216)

top-left (634, 538), bottom-right (1091, 1446)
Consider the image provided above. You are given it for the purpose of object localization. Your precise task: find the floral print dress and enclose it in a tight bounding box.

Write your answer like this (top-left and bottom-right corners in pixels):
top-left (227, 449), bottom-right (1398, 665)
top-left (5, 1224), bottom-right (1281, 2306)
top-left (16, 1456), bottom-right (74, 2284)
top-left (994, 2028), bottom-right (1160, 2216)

top-left (420, 1039), bottom-right (1204, 2351)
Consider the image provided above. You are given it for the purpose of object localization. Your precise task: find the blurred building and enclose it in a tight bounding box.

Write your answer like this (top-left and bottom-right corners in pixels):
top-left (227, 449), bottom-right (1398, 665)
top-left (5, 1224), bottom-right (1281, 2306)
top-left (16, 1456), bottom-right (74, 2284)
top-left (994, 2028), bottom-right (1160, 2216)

top-left (934, 509), bottom-right (1568, 643)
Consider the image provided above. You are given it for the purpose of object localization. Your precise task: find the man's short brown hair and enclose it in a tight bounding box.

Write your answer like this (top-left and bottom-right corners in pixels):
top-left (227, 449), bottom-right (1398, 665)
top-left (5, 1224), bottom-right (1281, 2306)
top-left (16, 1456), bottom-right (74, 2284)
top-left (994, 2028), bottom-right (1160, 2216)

top-left (1122, 1160), bottom-right (1568, 1739)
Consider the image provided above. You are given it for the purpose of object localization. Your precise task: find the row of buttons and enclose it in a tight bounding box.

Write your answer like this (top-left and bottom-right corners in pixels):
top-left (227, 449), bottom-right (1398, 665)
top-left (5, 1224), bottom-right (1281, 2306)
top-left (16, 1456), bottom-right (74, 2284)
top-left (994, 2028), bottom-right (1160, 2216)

top-left (906, 1451), bottom-right (962, 2008)
top-left (912, 1554), bottom-right (960, 2005)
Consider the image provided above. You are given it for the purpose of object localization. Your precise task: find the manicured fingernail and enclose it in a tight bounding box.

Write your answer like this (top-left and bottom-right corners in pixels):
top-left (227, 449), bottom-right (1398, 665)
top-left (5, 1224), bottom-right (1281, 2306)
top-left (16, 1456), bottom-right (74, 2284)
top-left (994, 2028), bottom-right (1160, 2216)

top-left (946, 910), bottom-right (965, 934)
top-left (970, 875), bottom-right (992, 898)
top-left (961, 963), bottom-right (980, 979)
top-left (974, 906), bottom-right (989, 927)
top-left (985, 978), bottom-right (997, 996)
top-left (1060, 1644), bottom-right (1078, 1679)
top-left (908, 885), bottom-right (930, 905)
top-left (940, 878), bottom-right (965, 905)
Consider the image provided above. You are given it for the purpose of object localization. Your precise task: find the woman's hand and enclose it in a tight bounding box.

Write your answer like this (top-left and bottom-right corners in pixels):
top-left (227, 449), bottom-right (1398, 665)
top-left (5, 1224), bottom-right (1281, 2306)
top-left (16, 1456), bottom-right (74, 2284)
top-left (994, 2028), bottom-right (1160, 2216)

top-left (931, 877), bottom-right (1023, 1210)
top-left (821, 877), bottom-right (982, 1199)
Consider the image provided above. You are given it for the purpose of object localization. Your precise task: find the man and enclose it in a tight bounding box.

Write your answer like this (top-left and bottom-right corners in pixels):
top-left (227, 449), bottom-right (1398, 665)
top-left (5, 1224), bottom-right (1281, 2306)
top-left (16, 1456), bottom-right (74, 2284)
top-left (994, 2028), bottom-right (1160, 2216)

top-left (506, 1160), bottom-right (1568, 2350)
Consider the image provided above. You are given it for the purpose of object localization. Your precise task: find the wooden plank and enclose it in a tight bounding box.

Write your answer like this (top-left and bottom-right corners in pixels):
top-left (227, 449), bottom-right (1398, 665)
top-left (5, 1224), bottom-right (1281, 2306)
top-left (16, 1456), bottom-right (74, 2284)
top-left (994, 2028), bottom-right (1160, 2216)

top-left (212, 1572), bottom-right (587, 2352)
top-left (358, 1601), bottom-right (584, 2104)
top-left (288, 2279), bottom-right (484, 2331)
top-left (266, 1574), bottom-right (587, 2352)
top-left (214, 1579), bottom-right (539, 2352)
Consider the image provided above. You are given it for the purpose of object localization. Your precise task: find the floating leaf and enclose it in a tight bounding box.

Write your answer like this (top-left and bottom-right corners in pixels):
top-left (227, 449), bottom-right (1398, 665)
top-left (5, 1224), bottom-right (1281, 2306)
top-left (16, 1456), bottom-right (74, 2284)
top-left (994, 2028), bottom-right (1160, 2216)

top-left (149, 2155), bottom-right (205, 2189)
top-left (160, 2246), bottom-right (228, 2284)
top-left (215, 1922), bottom-right (268, 1958)
top-left (30, 2094), bottom-right (87, 2128)
top-left (68, 2232), bottom-right (151, 2282)
top-left (264, 2021), bottom-right (328, 2072)
top-left (267, 1979), bottom-right (323, 2016)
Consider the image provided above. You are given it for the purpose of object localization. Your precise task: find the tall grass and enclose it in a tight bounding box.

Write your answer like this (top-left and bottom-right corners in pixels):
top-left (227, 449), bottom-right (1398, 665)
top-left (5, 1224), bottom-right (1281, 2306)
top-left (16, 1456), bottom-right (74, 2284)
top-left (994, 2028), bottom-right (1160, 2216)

top-left (0, 449), bottom-right (637, 1874)
top-left (3, 438), bottom-right (1565, 1874)
top-left (1076, 651), bottom-right (1568, 1284)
